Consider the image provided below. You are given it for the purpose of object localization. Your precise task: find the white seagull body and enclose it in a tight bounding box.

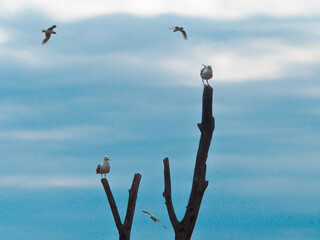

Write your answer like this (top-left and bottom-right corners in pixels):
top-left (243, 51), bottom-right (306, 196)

top-left (41, 25), bottom-right (57, 45)
top-left (96, 156), bottom-right (110, 178)
top-left (141, 210), bottom-right (167, 229)
top-left (200, 64), bottom-right (213, 86)
top-left (170, 26), bottom-right (187, 40)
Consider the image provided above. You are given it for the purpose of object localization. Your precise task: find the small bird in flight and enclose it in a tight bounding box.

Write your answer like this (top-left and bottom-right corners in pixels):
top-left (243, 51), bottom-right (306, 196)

top-left (41, 25), bottom-right (57, 45)
top-left (96, 156), bottom-right (110, 178)
top-left (141, 210), bottom-right (167, 229)
top-left (200, 64), bottom-right (213, 86)
top-left (170, 26), bottom-right (187, 40)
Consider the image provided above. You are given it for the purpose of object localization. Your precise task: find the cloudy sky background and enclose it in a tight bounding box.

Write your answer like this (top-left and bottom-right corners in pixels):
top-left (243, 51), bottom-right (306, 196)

top-left (0, 0), bottom-right (320, 239)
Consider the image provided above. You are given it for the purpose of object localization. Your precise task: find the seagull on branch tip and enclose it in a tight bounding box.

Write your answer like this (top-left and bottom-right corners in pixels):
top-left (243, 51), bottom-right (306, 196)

top-left (170, 26), bottom-right (187, 40)
top-left (96, 156), bottom-right (110, 178)
top-left (41, 25), bottom-right (57, 45)
top-left (200, 64), bottom-right (213, 86)
top-left (141, 210), bottom-right (167, 229)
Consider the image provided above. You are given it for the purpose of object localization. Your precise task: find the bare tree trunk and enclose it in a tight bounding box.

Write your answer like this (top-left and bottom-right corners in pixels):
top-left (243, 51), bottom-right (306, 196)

top-left (101, 173), bottom-right (142, 240)
top-left (163, 85), bottom-right (215, 240)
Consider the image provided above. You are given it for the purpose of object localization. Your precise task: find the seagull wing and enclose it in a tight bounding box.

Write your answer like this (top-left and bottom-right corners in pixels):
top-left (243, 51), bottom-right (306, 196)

top-left (47, 25), bottom-right (57, 31)
top-left (200, 66), bottom-right (206, 76)
top-left (141, 210), bottom-right (153, 217)
top-left (42, 33), bottom-right (51, 45)
top-left (179, 28), bottom-right (187, 40)
top-left (152, 216), bottom-right (168, 230)
top-left (169, 26), bottom-right (178, 32)
top-left (159, 222), bottom-right (168, 230)
top-left (142, 211), bottom-right (168, 229)
top-left (96, 164), bottom-right (101, 174)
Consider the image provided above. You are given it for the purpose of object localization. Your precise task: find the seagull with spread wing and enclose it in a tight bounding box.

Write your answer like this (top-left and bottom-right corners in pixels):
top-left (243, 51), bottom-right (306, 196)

top-left (41, 25), bottom-right (57, 45)
top-left (141, 210), bottom-right (167, 229)
top-left (96, 156), bottom-right (110, 178)
top-left (170, 26), bottom-right (187, 40)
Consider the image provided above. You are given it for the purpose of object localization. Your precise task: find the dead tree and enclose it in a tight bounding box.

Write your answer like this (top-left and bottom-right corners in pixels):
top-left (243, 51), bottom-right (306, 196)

top-left (163, 85), bottom-right (215, 240)
top-left (101, 173), bottom-right (142, 240)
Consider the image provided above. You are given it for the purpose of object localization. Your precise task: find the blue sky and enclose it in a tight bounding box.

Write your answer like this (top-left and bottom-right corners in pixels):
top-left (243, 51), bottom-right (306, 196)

top-left (0, 1), bottom-right (320, 239)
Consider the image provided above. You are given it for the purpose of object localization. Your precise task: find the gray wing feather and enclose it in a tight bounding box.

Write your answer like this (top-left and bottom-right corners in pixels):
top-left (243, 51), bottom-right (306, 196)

top-left (42, 37), bottom-right (50, 45)
top-left (141, 210), bottom-right (152, 216)
top-left (48, 25), bottom-right (56, 31)
top-left (96, 164), bottom-right (101, 174)
top-left (161, 223), bottom-right (168, 229)
top-left (170, 26), bottom-right (178, 32)
top-left (180, 29), bottom-right (187, 40)
top-left (200, 66), bottom-right (206, 76)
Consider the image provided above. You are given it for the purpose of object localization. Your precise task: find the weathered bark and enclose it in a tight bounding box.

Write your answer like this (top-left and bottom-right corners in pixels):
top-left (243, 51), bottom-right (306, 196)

top-left (101, 173), bottom-right (142, 240)
top-left (163, 85), bottom-right (215, 240)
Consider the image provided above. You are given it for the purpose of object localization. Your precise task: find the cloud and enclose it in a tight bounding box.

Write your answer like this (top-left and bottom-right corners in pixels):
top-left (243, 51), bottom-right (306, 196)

top-left (0, 0), bottom-right (320, 22)
top-left (0, 46), bottom-right (101, 68)
top-left (214, 177), bottom-right (320, 199)
top-left (0, 173), bottom-right (136, 189)
top-left (0, 175), bottom-right (97, 188)
top-left (106, 39), bottom-right (320, 85)
top-left (297, 86), bottom-right (320, 98)
top-left (1, 15), bottom-right (319, 86)
top-left (0, 125), bottom-right (108, 141)
top-left (0, 29), bottom-right (9, 44)
top-left (0, 103), bottom-right (39, 121)
top-left (3, 39), bottom-right (319, 85)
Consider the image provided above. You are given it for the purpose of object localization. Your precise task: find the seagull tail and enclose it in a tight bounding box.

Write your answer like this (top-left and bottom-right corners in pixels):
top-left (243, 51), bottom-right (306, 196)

top-left (41, 29), bottom-right (46, 33)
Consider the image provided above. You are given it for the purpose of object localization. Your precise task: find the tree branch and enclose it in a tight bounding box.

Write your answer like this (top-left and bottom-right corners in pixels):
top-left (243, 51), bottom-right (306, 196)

top-left (101, 178), bottom-right (123, 232)
top-left (101, 173), bottom-right (142, 240)
top-left (163, 157), bottom-right (179, 229)
top-left (124, 173), bottom-right (142, 229)
top-left (163, 85), bottom-right (215, 239)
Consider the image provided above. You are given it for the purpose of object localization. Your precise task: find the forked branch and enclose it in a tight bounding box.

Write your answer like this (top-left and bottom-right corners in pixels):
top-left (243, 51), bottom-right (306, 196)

top-left (163, 85), bottom-right (215, 240)
top-left (101, 173), bottom-right (142, 240)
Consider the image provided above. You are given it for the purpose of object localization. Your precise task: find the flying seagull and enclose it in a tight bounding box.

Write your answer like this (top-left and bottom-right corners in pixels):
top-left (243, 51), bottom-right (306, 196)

top-left (141, 210), bottom-right (167, 229)
top-left (170, 26), bottom-right (187, 40)
top-left (41, 25), bottom-right (57, 45)
top-left (200, 64), bottom-right (213, 86)
top-left (96, 156), bottom-right (110, 178)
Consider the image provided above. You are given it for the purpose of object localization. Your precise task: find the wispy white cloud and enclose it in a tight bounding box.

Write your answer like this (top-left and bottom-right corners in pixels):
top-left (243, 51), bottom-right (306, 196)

top-left (1, 14), bottom-right (318, 86)
top-left (0, 29), bottom-right (9, 44)
top-left (0, 175), bottom-right (97, 188)
top-left (0, 46), bottom-right (104, 68)
top-left (215, 177), bottom-right (320, 199)
top-left (0, 125), bottom-right (108, 141)
top-left (0, 123), bottom-right (146, 143)
top-left (0, 0), bottom-right (319, 22)
top-left (298, 86), bottom-right (320, 98)
top-left (0, 103), bottom-right (39, 121)
top-left (3, 39), bottom-right (319, 84)
top-left (212, 153), bottom-right (320, 176)
top-left (0, 174), bottom-right (134, 189)
top-left (210, 152), bottom-right (320, 201)
top-left (106, 39), bottom-right (320, 85)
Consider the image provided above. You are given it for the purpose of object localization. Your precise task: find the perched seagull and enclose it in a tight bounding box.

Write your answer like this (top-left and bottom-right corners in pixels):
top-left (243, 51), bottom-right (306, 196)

top-left (41, 25), bottom-right (57, 45)
top-left (96, 156), bottom-right (110, 178)
top-left (200, 64), bottom-right (213, 86)
top-left (170, 26), bottom-right (187, 40)
top-left (141, 210), bottom-right (167, 229)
